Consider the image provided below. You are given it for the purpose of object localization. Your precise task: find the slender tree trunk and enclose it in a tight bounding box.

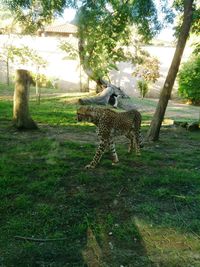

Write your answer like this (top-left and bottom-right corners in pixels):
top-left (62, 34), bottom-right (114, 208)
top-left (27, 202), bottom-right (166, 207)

top-left (35, 66), bottom-right (41, 104)
top-left (79, 60), bottom-right (83, 92)
top-left (13, 69), bottom-right (38, 130)
top-left (6, 58), bottom-right (10, 86)
top-left (146, 0), bottom-right (194, 141)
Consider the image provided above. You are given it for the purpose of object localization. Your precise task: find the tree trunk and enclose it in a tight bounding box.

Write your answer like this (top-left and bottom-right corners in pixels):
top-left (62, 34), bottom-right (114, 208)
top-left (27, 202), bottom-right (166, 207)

top-left (79, 65), bottom-right (82, 92)
top-left (78, 38), bottom-right (116, 93)
top-left (6, 58), bottom-right (10, 86)
top-left (35, 67), bottom-right (41, 104)
top-left (146, 0), bottom-right (194, 141)
top-left (35, 79), bottom-right (41, 104)
top-left (13, 69), bottom-right (38, 130)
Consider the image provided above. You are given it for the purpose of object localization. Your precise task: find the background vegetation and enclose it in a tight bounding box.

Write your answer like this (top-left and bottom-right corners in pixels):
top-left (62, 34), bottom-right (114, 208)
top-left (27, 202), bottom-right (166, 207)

top-left (178, 55), bottom-right (200, 104)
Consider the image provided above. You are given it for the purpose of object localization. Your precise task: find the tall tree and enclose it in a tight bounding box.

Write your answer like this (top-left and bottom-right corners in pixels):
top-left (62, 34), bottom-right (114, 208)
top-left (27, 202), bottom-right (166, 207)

top-left (146, 0), bottom-right (195, 141)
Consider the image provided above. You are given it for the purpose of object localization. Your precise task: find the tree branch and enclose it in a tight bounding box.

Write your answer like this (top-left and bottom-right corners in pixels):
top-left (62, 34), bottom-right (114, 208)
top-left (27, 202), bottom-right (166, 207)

top-left (14, 236), bottom-right (68, 242)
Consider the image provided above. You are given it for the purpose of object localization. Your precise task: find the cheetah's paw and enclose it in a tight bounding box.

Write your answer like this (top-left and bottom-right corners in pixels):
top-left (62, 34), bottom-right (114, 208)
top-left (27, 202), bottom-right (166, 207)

top-left (85, 164), bottom-right (95, 169)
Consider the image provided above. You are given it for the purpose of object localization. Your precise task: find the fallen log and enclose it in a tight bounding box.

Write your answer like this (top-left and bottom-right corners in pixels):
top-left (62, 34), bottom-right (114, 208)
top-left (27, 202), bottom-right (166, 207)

top-left (78, 85), bottom-right (129, 108)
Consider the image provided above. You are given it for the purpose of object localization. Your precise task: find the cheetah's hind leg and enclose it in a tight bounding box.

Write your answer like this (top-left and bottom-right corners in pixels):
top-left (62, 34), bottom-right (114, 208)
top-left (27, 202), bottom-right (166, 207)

top-left (126, 131), bottom-right (141, 155)
top-left (126, 132), bottom-right (134, 154)
top-left (134, 131), bottom-right (141, 156)
top-left (128, 139), bottom-right (134, 154)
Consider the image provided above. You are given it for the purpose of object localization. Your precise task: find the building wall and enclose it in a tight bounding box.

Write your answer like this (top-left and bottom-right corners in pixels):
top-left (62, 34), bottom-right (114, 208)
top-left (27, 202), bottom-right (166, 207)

top-left (0, 35), bottom-right (193, 98)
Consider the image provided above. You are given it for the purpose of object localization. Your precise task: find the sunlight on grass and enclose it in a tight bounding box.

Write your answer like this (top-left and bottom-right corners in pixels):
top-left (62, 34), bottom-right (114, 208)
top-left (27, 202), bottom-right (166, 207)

top-left (135, 217), bottom-right (200, 266)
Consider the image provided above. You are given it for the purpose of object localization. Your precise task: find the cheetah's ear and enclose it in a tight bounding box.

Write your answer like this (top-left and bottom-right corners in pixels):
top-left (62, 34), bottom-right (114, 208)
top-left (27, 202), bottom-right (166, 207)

top-left (76, 99), bottom-right (83, 110)
top-left (85, 105), bottom-right (92, 112)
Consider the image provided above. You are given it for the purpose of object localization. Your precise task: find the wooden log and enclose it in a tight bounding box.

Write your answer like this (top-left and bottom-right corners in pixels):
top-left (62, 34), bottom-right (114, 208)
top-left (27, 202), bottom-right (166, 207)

top-left (78, 86), bottom-right (129, 108)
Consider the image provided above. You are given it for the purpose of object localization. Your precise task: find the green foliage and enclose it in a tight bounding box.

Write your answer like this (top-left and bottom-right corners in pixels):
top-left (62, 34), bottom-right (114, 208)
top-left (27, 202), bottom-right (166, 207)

top-left (133, 55), bottom-right (160, 83)
top-left (173, 0), bottom-right (200, 39)
top-left (0, 45), bottom-right (24, 63)
top-left (0, 2), bottom-right (15, 33)
top-left (132, 46), bottom-right (160, 98)
top-left (137, 79), bottom-right (149, 98)
top-left (0, 44), bottom-right (47, 68)
top-left (30, 73), bottom-right (56, 88)
top-left (178, 55), bottom-right (200, 104)
top-left (76, 1), bottom-right (161, 82)
top-left (3, 0), bottom-right (172, 84)
top-left (0, 44), bottom-right (47, 85)
top-left (59, 39), bottom-right (79, 60)
top-left (3, 0), bottom-right (74, 34)
top-left (193, 41), bottom-right (200, 55)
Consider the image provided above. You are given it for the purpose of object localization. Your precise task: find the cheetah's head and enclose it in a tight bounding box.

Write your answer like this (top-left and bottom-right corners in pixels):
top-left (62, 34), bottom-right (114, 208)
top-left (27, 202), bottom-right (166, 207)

top-left (77, 106), bottom-right (97, 122)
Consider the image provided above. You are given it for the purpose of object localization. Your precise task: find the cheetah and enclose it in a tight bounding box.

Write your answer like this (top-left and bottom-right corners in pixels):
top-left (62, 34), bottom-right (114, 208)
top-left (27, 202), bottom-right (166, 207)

top-left (77, 106), bottom-right (142, 169)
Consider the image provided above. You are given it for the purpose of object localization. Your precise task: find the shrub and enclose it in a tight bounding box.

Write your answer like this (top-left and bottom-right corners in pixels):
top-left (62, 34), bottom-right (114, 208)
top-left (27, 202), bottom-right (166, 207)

top-left (178, 56), bottom-right (200, 104)
top-left (30, 73), bottom-right (58, 89)
top-left (137, 79), bottom-right (149, 98)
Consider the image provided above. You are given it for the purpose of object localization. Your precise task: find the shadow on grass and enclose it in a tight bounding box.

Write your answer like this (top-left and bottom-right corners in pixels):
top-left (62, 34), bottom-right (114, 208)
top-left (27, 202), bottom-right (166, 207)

top-left (0, 121), bottom-right (155, 267)
top-left (0, 99), bottom-right (200, 266)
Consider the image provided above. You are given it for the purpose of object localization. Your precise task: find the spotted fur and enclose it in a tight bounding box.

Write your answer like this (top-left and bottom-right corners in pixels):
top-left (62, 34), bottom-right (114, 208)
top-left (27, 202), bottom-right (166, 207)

top-left (77, 106), bottom-right (142, 169)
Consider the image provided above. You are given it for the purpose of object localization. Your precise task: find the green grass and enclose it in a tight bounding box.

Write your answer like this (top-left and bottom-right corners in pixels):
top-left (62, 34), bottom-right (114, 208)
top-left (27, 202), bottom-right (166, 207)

top-left (0, 87), bottom-right (200, 266)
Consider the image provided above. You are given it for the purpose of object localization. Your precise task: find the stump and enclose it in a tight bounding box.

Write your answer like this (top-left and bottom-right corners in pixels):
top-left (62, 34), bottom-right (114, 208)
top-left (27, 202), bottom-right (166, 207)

top-left (13, 69), bottom-right (38, 130)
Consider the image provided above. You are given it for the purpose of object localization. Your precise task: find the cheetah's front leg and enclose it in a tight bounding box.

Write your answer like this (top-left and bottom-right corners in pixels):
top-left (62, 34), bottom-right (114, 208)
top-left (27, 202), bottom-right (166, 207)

top-left (85, 139), bottom-right (108, 169)
top-left (109, 140), bottom-right (119, 165)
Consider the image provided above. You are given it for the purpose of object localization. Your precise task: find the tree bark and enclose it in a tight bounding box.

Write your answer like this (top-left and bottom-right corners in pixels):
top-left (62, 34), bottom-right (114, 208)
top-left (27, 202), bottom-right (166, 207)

top-left (13, 69), bottom-right (38, 130)
top-left (146, 0), bottom-right (194, 141)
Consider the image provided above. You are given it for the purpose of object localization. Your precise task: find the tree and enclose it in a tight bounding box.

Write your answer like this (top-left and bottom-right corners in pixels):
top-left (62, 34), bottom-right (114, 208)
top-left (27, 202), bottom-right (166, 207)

top-left (23, 48), bottom-right (47, 103)
top-left (13, 69), bottom-right (38, 129)
top-left (59, 38), bottom-right (84, 91)
top-left (0, 43), bottom-right (47, 99)
top-left (146, 0), bottom-right (195, 141)
top-left (137, 80), bottom-right (149, 99)
top-left (76, 1), bottom-right (161, 91)
top-left (0, 2), bottom-right (15, 33)
top-left (0, 44), bottom-right (16, 85)
top-left (132, 46), bottom-right (160, 98)
top-left (0, 43), bottom-right (30, 85)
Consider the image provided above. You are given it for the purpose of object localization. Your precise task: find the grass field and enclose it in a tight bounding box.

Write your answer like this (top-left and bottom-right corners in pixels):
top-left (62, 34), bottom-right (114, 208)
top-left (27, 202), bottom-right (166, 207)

top-left (0, 84), bottom-right (200, 267)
